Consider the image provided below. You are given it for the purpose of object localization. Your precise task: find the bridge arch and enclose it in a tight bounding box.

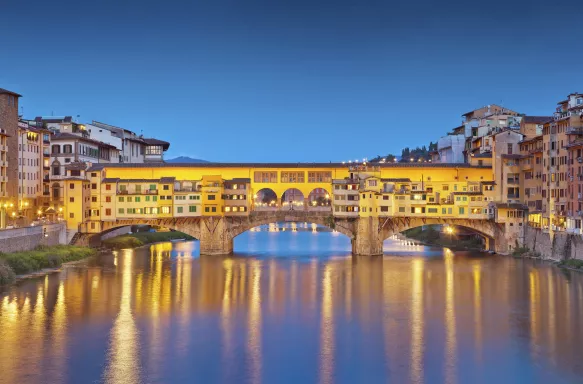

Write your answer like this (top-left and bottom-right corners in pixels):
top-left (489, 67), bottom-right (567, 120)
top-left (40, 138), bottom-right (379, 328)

top-left (378, 217), bottom-right (504, 251)
top-left (228, 211), bottom-right (355, 240)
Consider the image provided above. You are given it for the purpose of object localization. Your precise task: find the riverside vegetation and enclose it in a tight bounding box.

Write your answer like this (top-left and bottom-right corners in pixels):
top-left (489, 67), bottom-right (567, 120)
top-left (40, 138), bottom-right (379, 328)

top-left (0, 245), bottom-right (97, 286)
top-left (102, 231), bottom-right (194, 249)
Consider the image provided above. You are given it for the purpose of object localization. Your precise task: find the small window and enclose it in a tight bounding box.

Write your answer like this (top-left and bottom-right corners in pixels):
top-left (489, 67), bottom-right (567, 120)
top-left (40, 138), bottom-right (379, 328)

top-left (163, 185), bottom-right (169, 190)
top-left (69, 197), bottom-right (74, 203)
top-left (177, 207), bottom-right (183, 213)
top-left (105, 209), bottom-right (111, 216)
top-left (208, 195), bottom-right (216, 200)
top-left (118, 208), bottom-right (124, 214)
top-left (69, 183), bottom-right (74, 189)
top-left (105, 184), bottom-right (112, 191)
top-left (118, 197), bottom-right (124, 202)
top-left (189, 206), bottom-right (196, 212)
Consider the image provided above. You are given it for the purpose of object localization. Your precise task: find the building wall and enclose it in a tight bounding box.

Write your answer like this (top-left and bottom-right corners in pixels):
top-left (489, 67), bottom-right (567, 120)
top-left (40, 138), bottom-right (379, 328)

top-left (0, 93), bottom-right (19, 201)
top-left (0, 223), bottom-right (66, 253)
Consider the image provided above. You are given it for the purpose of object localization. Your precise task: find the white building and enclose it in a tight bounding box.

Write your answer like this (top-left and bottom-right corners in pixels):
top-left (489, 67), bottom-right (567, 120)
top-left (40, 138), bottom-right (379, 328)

top-left (437, 134), bottom-right (466, 163)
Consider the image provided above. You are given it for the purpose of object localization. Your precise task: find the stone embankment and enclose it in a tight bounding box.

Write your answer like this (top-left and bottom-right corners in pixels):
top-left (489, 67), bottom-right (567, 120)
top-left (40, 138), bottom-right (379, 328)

top-left (523, 226), bottom-right (583, 261)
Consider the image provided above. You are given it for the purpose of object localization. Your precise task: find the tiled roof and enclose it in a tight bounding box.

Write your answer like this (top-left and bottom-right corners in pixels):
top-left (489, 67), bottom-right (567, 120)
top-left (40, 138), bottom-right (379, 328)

top-left (87, 162), bottom-right (491, 171)
top-left (52, 132), bottom-right (118, 149)
top-left (0, 88), bottom-right (22, 97)
top-left (452, 191), bottom-right (483, 195)
top-left (102, 178), bottom-right (120, 183)
top-left (143, 138), bottom-right (170, 150)
top-left (160, 177), bottom-right (176, 183)
top-left (65, 161), bottom-right (88, 171)
top-left (523, 116), bottom-right (553, 124)
top-left (380, 178), bottom-right (411, 182)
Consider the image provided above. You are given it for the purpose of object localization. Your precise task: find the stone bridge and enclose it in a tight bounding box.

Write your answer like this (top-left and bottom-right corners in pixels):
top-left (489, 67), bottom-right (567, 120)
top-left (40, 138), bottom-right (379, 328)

top-left (92, 212), bottom-right (507, 255)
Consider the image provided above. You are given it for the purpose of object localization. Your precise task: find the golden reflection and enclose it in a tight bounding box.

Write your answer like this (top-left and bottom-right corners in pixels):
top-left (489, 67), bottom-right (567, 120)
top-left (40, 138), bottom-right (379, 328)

top-left (247, 261), bottom-right (263, 384)
top-left (472, 263), bottom-right (482, 364)
top-left (444, 248), bottom-right (457, 384)
top-left (410, 258), bottom-right (424, 384)
top-left (103, 250), bottom-right (141, 384)
top-left (547, 271), bottom-right (556, 366)
top-left (529, 269), bottom-right (540, 360)
top-left (222, 258), bottom-right (234, 374)
top-left (319, 265), bottom-right (334, 384)
top-left (175, 254), bottom-right (192, 355)
top-left (47, 282), bottom-right (67, 383)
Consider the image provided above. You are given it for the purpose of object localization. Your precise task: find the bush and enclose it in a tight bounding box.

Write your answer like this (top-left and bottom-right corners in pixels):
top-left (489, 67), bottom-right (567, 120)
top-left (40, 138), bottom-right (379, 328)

top-left (0, 259), bottom-right (15, 285)
top-left (512, 247), bottom-right (530, 257)
top-left (102, 231), bottom-right (194, 249)
top-left (0, 245), bottom-right (97, 284)
top-left (561, 259), bottom-right (583, 269)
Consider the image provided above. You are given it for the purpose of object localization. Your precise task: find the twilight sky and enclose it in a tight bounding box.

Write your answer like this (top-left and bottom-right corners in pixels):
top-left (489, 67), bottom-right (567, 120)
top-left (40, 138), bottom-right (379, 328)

top-left (1, 0), bottom-right (582, 162)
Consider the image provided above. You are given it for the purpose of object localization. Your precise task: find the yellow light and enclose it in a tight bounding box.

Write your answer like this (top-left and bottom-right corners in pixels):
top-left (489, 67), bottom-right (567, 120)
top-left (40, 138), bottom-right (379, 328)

top-left (11, 212), bottom-right (16, 217)
top-left (9, 203), bottom-right (13, 208)
top-left (59, 207), bottom-right (63, 212)
top-left (325, 194), bottom-right (330, 199)
top-left (24, 202), bottom-right (29, 207)
top-left (37, 210), bottom-right (42, 215)
top-left (253, 194), bottom-right (258, 199)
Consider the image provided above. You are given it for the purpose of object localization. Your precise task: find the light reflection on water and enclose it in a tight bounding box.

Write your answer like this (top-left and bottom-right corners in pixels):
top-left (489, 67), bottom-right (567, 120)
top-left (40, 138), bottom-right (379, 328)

top-left (1, 226), bottom-right (583, 383)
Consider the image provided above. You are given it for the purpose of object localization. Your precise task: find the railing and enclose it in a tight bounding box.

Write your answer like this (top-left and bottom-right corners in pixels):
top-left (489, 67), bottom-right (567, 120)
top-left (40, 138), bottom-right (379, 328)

top-left (566, 126), bottom-right (583, 135)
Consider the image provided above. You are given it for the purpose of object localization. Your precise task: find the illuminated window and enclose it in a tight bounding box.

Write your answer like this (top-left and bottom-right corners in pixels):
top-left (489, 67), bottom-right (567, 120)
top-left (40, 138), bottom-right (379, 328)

top-left (161, 206), bottom-right (170, 214)
top-left (225, 207), bottom-right (231, 212)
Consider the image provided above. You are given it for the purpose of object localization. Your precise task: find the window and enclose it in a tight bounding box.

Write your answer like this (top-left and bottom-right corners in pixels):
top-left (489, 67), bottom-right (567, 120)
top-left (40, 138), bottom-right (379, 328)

top-left (69, 197), bottom-right (74, 203)
top-left (69, 183), bottom-right (74, 189)
top-left (91, 183), bottom-right (97, 190)
top-left (280, 172), bottom-right (305, 183)
top-left (106, 184), bottom-right (112, 191)
top-left (161, 206), bottom-right (170, 214)
top-left (205, 207), bottom-right (210, 213)
top-left (52, 166), bottom-right (61, 176)
top-left (308, 172), bottom-right (332, 183)
top-left (459, 207), bottom-right (465, 215)
top-left (177, 207), bottom-right (183, 213)
top-left (106, 196), bottom-right (111, 203)
top-left (105, 209), bottom-right (111, 216)
top-left (91, 172), bottom-right (97, 177)
top-left (368, 180), bottom-right (377, 187)
top-left (153, 196), bottom-right (157, 202)
top-left (211, 207), bottom-right (217, 212)
top-left (91, 196), bottom-right (97, 202)
top-left (189, 195), bottom-right (200, 200)
top-left (135, 197), bottom-right (141, 202)
top-left (189, 206), bottom-right (196, 212)
top-left (118, 208), bottom-right (124, 214)
top-left (208, 195), bottom-right (216, 200)
top-left (118, 197), bottom-right (124, 202)
top-left (254, 171), bottom-right (278, 183)
top-left (163, 185), bottom-right (169, 190)
top-left (63, 144), bottom-right (72, 154)
top-left (149, 184), bottom-right (156, 190)
top-left (135, 185), bottom-right (142, 193)
top-left (51, 145), bottom-right (60, 154)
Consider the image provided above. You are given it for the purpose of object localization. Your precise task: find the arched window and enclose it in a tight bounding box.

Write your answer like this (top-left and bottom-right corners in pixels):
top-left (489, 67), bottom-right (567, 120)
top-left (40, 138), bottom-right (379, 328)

top-left (51, 144), bottom-right (61, 154)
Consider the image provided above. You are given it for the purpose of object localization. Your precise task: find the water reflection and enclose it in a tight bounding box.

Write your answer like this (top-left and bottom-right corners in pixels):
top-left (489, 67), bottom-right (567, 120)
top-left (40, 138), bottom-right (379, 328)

top-left (1, 232), bottom-right (583, 383)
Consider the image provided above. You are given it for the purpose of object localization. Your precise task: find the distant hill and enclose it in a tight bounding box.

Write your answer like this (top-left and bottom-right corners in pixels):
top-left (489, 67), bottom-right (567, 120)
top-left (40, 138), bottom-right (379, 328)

top-left (166, 156), bottom-right (209, 163)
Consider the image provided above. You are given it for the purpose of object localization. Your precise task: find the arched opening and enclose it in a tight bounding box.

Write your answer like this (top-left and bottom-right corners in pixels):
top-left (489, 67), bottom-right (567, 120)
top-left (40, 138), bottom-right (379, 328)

top-left (234, 220), bottom-right (352, 256)
top-left (280, 188), bottom-right (305, 211)
top-left (388, 224), bottom-right (494, 252)
top-left (307, 188), bottom-right (331, 211)
top-left (253, 188), bottom-right (278, 211)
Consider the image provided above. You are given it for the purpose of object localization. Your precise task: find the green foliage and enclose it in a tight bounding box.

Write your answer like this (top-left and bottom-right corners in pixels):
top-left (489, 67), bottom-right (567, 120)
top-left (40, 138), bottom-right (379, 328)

top-left (102, 231), bottom-right (194, 249)
top-left (0, 246), bottom-right (96, 282)
top-left (559, 259), bottom-right (583, 269)
top-left (512, 247), bottom-right (530, 257)
top-left (0, 259), bottom-right (16, 285)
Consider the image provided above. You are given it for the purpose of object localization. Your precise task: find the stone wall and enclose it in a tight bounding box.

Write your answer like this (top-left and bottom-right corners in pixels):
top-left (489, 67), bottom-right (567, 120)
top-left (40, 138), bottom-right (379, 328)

top-left (0, 223), bottom-right (67, 253)
top-left (524, 226), bottom-right (583, 261)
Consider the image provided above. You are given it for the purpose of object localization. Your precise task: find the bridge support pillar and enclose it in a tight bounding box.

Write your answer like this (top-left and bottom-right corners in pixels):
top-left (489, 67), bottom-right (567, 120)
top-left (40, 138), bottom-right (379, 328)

top-left (352, 217), bottom-right (383, 256)
top-left (199, 217), bottom-right (233, 255)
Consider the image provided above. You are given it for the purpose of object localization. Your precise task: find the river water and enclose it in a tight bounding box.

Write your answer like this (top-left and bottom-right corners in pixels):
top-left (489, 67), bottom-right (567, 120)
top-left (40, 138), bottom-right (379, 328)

top-left (1, 224), bottom-right (583, 384)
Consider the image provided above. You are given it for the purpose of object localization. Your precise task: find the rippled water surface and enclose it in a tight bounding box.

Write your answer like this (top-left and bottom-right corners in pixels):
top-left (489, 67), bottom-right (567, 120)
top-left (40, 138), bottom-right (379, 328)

top-left (1, 225), bottom-right (583, 384)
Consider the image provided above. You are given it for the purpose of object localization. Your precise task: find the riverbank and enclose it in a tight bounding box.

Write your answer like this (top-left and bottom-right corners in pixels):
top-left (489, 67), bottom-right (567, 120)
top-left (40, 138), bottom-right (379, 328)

top-left (0, 245), bottom-right (97, 286)
top-left (102, 231), bottom-right (195, 249)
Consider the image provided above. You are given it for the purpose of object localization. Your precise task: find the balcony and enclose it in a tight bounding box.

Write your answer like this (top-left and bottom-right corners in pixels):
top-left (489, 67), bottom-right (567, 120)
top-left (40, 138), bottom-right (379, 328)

top-left (566, 126), bottom-right (583, 135)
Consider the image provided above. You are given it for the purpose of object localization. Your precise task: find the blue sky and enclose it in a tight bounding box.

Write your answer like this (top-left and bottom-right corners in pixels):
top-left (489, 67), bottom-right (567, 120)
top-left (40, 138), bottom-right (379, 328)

top-left (1, 0), bottom-right (582, 162)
